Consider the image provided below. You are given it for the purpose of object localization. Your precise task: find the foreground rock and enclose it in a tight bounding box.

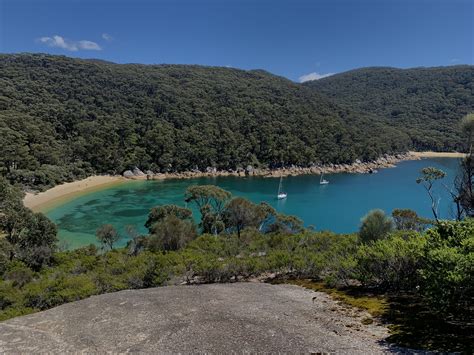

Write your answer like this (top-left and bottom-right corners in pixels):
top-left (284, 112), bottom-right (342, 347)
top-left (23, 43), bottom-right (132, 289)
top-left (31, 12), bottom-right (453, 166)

top-left (0, 283), bottom-right (401, 353)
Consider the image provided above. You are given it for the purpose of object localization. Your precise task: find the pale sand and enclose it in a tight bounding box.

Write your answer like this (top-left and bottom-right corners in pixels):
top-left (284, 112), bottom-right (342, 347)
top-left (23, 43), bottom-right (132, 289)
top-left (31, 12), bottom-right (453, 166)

top-left (409, 151), bottom-right (467, 158)
top-left (23, 175), bottom-right (126, 212)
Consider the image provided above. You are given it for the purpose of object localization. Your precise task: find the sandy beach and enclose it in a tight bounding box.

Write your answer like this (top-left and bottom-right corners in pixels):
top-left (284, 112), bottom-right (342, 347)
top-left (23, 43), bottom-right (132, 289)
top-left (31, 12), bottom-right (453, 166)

top-left (409, 151), bottom-right (467, 158)
top-left (23, 176), bottom-right (126, 212)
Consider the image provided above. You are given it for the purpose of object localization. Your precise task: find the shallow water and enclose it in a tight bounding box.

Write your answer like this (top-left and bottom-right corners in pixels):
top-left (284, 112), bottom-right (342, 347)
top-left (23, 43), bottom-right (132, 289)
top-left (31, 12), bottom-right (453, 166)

top-left (47, 158), bottom-right (461, 249)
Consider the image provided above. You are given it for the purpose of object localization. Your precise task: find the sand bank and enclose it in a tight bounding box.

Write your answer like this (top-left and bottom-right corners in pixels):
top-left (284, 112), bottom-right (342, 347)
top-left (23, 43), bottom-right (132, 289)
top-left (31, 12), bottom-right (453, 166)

top-left (23, 175), bottom-right (126, 212)
top-left (409, 151), bottom-right (467, 158)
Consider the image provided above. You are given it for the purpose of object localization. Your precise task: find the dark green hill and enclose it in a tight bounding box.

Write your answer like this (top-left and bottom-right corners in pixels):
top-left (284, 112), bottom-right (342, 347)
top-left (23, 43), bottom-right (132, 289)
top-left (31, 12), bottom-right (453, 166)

top-left (304, 66), bottom-right (474, 151)
top-left (0, 54), bottom-right (471, 189)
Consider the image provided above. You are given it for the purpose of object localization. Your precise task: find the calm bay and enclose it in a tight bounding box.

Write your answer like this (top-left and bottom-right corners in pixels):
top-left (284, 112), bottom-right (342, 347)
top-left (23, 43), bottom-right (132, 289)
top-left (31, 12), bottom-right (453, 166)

top-left (46, 158), bottom-right (461, 249)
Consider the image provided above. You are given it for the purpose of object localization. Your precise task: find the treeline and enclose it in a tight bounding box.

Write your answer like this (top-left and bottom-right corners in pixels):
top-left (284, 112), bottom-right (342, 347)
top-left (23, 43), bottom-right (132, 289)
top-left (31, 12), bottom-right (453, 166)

top-left (0, 177), bottom-right (472, 351)
top-left (2, 54), bottom-right (471, 189)
top-left (306, 66), bottom-right (474, 151)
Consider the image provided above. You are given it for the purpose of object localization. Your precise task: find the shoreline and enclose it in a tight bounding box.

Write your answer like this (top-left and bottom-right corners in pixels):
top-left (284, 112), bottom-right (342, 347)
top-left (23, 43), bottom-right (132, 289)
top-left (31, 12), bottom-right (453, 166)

top-left (23, 176), bottom-right (127, 212)
top-left (23, 151), bottom-right (463, 212)
top-left (408, 151), bottom-right (467, 158)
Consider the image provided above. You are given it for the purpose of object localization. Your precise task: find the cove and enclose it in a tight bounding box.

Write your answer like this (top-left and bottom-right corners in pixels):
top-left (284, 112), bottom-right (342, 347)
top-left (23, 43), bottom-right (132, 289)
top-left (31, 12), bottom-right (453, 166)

top-left (47, 158), bottom-right (461, 249)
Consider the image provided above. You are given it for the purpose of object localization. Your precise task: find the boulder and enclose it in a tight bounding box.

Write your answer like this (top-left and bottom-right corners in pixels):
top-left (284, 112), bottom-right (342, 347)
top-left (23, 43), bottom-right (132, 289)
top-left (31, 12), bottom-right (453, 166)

top-left (133, 167), bottom-right (145, 176)
top-left (123, 170), bottom-right (134, 178)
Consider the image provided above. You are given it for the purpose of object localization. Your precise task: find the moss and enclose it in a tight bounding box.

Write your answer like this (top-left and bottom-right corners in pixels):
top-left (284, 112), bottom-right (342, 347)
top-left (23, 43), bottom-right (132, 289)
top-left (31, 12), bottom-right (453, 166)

top-left (285, 279), bottom-right (388, 317)
top-left (285, 279), bottom-right (473, 353)
top-left (0, 307), bottom-right (37, 321)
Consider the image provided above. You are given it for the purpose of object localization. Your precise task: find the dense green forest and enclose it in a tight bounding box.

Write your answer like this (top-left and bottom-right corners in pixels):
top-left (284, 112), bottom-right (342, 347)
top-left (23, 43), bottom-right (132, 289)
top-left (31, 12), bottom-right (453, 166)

top-left (305, 66), bottom-right (474, 151)
top-left (1, 54), bottom-right (472, 189)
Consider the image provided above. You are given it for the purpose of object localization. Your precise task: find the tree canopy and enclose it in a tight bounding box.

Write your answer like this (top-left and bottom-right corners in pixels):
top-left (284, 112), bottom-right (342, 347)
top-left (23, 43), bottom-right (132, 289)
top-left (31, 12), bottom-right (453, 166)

top-left (2, 54), bottom-right (471, 189)
top-left (305, 66), bottom-right (474, 152)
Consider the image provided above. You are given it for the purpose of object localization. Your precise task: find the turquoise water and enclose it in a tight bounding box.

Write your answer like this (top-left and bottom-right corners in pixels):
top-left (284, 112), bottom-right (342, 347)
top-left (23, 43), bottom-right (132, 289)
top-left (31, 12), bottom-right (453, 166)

top-left (47, 158), bottom-right (461, 249)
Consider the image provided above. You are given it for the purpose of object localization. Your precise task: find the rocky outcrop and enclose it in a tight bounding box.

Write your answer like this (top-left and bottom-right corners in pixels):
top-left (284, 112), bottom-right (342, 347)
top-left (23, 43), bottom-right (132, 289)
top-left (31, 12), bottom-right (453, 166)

top-left (122, 153), bottom-right (420, 181)
top-left (0, 283), bottom-right (399, 353)
top-left (245, 165), bottom-right (254, 176)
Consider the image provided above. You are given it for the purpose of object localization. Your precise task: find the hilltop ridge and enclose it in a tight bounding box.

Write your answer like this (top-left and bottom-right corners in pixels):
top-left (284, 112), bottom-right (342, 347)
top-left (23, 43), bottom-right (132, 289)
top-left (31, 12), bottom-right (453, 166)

top-left (1, 53), bottom-right (472, 189)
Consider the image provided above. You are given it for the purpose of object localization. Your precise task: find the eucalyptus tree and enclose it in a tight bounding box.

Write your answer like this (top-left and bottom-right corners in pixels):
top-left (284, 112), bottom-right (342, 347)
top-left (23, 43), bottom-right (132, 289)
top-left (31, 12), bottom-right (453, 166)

top-left (461, 113), bottom-right (474, 154)
top-left (96, 224), bottom-right (120, 250)
top-left (144, 204), bottom-right (197, 251)
top-left (223, 197), bottom-right (265, 239)
top-left (441, 113), bottom-right (474, 220)
top-left (458, 113), bottom-right (474, 217)
top-left (0, 176), bottom-right (57, 270)
top-left (392, 209), bottom-right (429, 232)
top-left (185, 185), bottom-right (231, 234)
top-left (416, 167), bottom-right (446, 222)
top-left (145, 205), bottom-right (193, 233)
top-left (150, 215), bottom-right (197, 251)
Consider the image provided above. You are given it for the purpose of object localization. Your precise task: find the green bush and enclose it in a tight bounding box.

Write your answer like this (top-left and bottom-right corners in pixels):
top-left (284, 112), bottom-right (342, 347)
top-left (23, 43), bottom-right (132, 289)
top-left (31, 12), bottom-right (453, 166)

top-left (359, 209), bottom-right (394, 243)
top-left (419, 219), bottom-right (474, 319)
top-left (148, 215), bottom-right (197, 252)
top-left (354, 231), bottom-right (426, 290)
top-left (3, 262), bottom-right (34, 288)
top-left (24, 274), bottom-right (97, 310)
top-left (0, 239), bottom-right (13, 276)
top-left (0, 280), bottom-right (23, 311)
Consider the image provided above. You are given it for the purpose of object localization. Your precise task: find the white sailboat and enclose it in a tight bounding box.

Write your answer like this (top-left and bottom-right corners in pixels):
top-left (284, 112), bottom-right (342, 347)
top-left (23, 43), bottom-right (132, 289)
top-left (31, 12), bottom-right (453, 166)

top-left (320, 172), bottom-right (329, 185)
top-left (277, 176), bottom-right (287, 199)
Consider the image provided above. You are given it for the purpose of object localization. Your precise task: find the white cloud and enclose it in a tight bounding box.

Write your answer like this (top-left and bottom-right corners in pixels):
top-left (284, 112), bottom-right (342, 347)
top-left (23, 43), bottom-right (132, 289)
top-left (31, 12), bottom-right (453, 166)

top-left (102, 33), bottom-right (113, 41)
top-left (78, 40), bottom-right (102, 50)
top-left (38, 35), bottom-right (102, 51)
top-left (298, 72), bottom-right (335, 83)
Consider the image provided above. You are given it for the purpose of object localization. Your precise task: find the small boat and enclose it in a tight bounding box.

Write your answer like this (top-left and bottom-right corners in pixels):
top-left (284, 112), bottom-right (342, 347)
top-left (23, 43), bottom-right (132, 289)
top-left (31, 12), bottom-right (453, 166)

top-left (277, 176), bottom-right (287, 199)
top-left (320, 173), bottom-right (329, 185)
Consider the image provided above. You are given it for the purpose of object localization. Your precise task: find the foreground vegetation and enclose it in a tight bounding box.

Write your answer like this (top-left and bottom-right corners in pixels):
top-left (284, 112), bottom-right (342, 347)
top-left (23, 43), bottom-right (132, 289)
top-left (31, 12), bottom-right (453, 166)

top-left (0, 173), bottom-right (472, 351)
top-left (1, 54), bottom-right (473, 190)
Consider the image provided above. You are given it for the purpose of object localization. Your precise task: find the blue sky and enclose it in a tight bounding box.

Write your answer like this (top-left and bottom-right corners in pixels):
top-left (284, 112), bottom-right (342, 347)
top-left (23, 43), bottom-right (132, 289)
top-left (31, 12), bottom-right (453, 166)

top-left (1, 0), bottom-right (472, 82)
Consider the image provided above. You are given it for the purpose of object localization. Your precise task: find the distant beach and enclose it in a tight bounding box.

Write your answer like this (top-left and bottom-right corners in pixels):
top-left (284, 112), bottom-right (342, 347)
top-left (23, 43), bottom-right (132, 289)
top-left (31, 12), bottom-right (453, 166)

top-left (23, 176), bottom-right (126, 212)
top-left (409, 151), bottom-right (467, 158)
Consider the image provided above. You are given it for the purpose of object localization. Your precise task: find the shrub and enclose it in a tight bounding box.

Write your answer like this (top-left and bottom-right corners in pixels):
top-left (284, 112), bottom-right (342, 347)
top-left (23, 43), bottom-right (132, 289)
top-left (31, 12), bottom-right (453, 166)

top-left (148, 215), bottom-right (197, 251)
top-left (359, 209), bottom-right (394, 243)
top-left (24, 274), bottom-right (97, 310)
top-left (0, 280), bottom-right (23, 311)
top-left (0, 239), bottom-right (13, 276)
top-left (4, 262), bottom-right (34, 288)
top-left (354, 231), bottom-right (426, 290)
top-left (419, 219), bottom-right (474, 319)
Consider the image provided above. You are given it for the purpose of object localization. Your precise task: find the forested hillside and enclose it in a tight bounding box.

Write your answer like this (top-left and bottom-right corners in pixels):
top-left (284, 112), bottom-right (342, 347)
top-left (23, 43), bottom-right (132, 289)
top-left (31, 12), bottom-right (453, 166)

top-left (305, 66), bottom-right (474, 151)
top-left (0, 54), bottom-right (472, 189)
